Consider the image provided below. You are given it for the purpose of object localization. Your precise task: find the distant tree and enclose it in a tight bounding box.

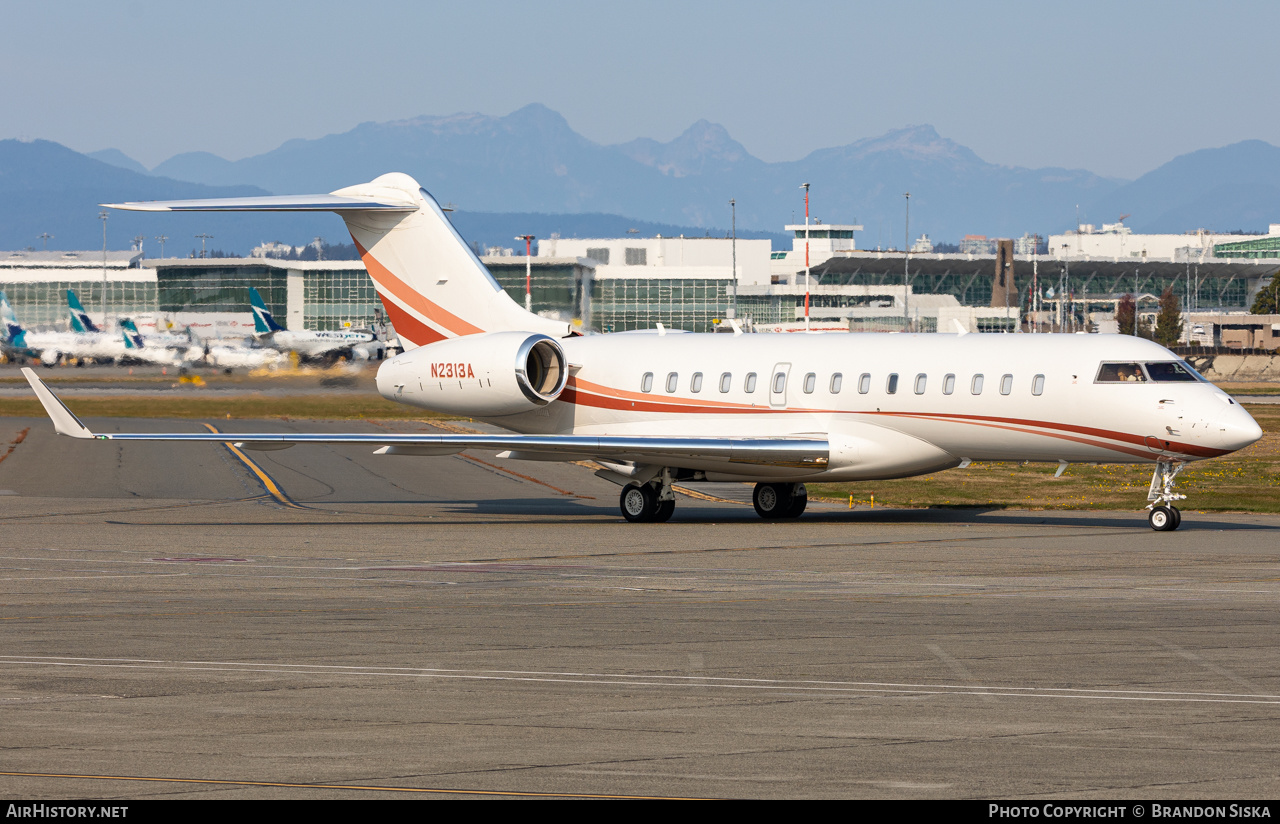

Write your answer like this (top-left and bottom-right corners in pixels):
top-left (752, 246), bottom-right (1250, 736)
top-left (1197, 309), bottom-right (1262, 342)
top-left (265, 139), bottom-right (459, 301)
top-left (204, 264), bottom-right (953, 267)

top-left (1154, 287), bottom-right (1182, 347)
top-left (1251, 275), bottom-right (1280, 314)
top-left (1116, 293), bottom-right (1137, 335)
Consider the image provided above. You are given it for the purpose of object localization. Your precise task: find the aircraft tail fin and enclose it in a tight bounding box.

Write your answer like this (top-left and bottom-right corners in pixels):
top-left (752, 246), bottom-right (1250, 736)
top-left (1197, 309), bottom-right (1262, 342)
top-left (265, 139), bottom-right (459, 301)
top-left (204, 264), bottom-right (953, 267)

top-left (120, 319), bottom-right (144, 349)
top-left (103, 174), bottom-right (572, 350)
top-left (0, 292), bottom-right (25, 347)
top-left (248, 288), bottom-right (286, 334)
top-left (67, 290), bottom-right (100, 334)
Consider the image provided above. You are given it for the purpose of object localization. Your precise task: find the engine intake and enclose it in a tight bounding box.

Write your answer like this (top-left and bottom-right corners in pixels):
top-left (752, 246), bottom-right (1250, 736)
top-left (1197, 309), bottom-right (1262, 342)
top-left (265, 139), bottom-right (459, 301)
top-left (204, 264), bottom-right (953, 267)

top-left (377, 331), bottom-right (568, 417)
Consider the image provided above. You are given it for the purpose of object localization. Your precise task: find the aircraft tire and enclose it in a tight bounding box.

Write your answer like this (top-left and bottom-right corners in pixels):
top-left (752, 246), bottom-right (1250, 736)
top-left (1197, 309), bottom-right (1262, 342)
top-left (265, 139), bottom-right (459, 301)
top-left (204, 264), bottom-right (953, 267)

top-left (1148, 505), bottom-right (1178, 532)
top-left (653, 499), bottom-right (675, 523)
top-left (753, 483), bottom-right (791, 520)
top-left (1170, 506), bottom-right (1182, 530)
top-left (620, 483), bottom-right (657, 523)
top-left (785, 484), bottom-right (807, 518)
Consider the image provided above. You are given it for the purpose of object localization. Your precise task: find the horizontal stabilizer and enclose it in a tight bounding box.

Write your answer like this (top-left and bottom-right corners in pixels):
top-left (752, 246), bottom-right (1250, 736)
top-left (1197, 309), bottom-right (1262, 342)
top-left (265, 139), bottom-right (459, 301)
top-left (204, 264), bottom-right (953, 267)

top-left (101, 194), bottom-right (417, 213)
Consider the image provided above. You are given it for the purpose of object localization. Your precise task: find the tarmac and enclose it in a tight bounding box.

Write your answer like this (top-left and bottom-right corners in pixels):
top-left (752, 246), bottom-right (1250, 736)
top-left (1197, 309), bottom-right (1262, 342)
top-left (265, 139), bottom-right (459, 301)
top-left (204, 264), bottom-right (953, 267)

top-left (1, 414), bottom-right (1279, 799)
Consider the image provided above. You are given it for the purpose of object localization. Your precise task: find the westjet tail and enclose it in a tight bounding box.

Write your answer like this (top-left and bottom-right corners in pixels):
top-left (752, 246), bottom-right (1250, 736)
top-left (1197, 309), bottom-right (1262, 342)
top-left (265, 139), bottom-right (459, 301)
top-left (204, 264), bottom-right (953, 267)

top-left (249, 288), bottom-right (286, 335)
top-left (67, 290), bottom-right (100, 334)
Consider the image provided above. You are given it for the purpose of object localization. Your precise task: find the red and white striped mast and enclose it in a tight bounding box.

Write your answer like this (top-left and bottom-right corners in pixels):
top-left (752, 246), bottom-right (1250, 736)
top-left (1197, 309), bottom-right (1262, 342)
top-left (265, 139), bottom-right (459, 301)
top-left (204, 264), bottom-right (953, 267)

top-left (516, 234), bottom-right (535, 312)
top-left (801, 182), bottom-right (810, 331)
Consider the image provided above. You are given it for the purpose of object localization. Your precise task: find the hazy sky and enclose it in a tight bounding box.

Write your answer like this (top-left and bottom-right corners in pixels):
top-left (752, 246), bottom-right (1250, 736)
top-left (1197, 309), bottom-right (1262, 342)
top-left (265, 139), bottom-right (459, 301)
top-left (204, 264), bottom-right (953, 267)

top-left (3, 0), bottom-right (1276, 179)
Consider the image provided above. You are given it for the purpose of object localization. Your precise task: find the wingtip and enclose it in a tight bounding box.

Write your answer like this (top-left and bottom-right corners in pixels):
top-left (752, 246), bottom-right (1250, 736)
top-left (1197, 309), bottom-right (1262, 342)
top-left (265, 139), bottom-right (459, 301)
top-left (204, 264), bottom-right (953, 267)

top-left (22, 367), bottom-right (95, 439)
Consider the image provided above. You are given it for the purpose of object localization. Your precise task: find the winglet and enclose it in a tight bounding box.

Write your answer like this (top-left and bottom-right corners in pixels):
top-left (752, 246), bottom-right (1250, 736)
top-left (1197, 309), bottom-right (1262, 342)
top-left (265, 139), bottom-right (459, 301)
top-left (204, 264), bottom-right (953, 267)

top-left (21, 368), bottom-right (95, 439)
top-left (952, 319), bottom-right (969, 336)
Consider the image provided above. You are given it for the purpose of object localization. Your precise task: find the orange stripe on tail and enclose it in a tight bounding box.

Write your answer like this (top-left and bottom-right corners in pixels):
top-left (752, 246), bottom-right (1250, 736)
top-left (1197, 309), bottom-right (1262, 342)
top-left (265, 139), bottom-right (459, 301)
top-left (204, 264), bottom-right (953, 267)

top-left (353, 237), bottom-right (485, 344)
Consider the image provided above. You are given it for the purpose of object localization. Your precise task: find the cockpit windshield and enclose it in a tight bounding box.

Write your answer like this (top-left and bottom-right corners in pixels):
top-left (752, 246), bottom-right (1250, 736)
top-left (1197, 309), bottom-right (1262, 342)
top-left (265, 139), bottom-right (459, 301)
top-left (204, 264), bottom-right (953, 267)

top-left (1143, 361), bottom-right (1202, 382)
top-left (1096, 361), bottom-right (1206, 383)
top-left (1096, 362), bottom-right (1147, 383)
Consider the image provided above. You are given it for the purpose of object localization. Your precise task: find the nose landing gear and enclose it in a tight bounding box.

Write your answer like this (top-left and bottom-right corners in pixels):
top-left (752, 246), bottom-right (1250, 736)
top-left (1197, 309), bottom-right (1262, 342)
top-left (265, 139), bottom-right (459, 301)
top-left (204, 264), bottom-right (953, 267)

top-left (1146, 460), bottom-right (1185, 532)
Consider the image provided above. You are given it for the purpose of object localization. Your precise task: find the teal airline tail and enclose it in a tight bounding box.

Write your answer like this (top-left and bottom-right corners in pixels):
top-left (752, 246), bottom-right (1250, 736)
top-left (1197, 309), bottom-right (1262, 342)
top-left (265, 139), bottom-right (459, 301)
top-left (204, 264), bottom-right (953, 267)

top-left (249, 288), bottom-right (285, 335)
top-left (67, 290), bottom-right (100, 334)
top-left (120, 319), bottom-right (144, 349)
top-left (0, 292), bottom-right (26, 348)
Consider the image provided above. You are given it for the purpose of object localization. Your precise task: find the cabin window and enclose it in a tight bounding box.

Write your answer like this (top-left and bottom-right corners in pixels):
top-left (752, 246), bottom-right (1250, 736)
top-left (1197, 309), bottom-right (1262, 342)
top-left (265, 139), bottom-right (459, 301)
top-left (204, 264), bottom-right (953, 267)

top-left (1000, 374), bottom-right (1013, 395)
top-left (641, 372), bottom-right (653, 393)
top-left (773, 372), bottom-right (787, 394)
top-left (691, 372), bottom-right (703, 393)
top-left (1032, 374), bottom-right (1045, 395)
top-left (666, 372), bottom-right (678, 393)
top-left (1144, 361), bottom-right (1200, 382)
top-left (858, 373), bottom-right (871, 394)
top-left (971, 374), bottom-right (984, 395)
top-left (803, 373), bottom-right (816, 394)
top-left (914, 373), bottom-right (927, 395)
top-left (745, 372), bottom-right (758, 393)
top-left (886, 373), bottom-right (899, 394)
top-left (830, 373), bottom-right (843, 393)
top-left (719, 372), bottom-right (732, 393)
top-left (1096, 362), bottom-right (1147, 383)
top-left (943, 374), bottom-right (955, 395)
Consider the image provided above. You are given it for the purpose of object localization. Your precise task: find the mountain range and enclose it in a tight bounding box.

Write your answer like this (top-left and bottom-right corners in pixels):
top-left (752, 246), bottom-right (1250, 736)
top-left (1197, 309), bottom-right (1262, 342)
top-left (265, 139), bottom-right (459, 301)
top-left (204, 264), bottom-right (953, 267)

top-left (7, 104), bottom-right (1280, 253)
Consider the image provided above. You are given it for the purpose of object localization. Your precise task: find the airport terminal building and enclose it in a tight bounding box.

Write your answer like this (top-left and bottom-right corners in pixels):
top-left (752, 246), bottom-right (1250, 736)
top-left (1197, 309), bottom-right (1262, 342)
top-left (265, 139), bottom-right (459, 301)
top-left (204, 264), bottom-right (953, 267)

top-left (2, 214), bottom-right (1278, 347)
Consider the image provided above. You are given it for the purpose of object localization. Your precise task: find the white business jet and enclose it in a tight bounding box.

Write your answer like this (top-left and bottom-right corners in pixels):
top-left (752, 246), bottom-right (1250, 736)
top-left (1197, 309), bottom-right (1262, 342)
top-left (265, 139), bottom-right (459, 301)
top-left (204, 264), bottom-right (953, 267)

top-left (21, 173), bottom-right (1262, 531)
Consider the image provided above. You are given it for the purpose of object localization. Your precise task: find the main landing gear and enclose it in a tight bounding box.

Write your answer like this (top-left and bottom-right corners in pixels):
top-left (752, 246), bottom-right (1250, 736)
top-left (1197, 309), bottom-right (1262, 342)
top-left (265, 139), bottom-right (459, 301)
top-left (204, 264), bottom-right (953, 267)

top-left (753, 482), bottom-right (807, 520)
top-left (1146, 459), bottom-right (1186, 532)
top-left (619, 468), bottom-right (676, 523)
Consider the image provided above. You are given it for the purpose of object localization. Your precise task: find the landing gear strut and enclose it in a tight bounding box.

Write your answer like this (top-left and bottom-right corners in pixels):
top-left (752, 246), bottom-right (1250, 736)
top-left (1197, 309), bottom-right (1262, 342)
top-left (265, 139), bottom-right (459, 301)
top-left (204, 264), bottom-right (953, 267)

top-left (1146, 460), bottom-right (1185, 532)
top-left (619, 468), bottom-right (676, 523)
top-left (753, 483), bottom-right (807, 520)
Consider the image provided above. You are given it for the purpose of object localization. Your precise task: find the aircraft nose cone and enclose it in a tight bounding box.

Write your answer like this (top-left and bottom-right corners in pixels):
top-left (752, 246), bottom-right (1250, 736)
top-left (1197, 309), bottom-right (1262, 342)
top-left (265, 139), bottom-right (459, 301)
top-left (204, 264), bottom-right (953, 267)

top-left (1214, 403), bottom-right (1263, 452)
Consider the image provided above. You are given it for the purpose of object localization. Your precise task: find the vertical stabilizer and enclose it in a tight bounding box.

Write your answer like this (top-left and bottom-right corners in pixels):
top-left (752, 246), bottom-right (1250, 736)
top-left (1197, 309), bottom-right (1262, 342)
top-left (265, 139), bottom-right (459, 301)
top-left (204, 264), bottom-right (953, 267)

top-left (0, 292), bottom-right (25, 347)
top-left (101, 174), bottom-right (572, 350)
top-left (67, 290), bottom-right (100, 334)
top-left (330, 175), bottom-right (571, 350)
top-left (249, 288), bottom-right (286, 334)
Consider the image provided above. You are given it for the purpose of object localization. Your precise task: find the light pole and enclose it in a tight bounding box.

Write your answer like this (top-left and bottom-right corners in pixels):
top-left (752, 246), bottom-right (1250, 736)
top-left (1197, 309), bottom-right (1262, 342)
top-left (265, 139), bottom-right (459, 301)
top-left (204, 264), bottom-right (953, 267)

top-left (39, 233), bottom-right (52, 251)
top-left (800, 183), bottom-right (810, 331)
top-left (516, 235), bottom-right (535, 312)
top-left (1031, 235), bottom-right (1038, 333)
top-left (99, 210), bottom-right (108, 327)
top-left (1060, 244), bottom-right (1069, 332)
top-left (196, 233), bottom-right (213, 259)
top-left (903, 192), bottom-right (911, 331)
top-left (155, 235), bottom-right (168, 259)
top-left (728, 199), bottom-right (737, 321)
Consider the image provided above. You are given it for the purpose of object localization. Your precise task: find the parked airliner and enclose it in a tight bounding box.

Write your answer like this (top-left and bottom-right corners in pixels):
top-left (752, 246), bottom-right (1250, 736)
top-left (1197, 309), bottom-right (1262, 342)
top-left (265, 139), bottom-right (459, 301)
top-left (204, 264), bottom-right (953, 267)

top-left (248, 287), bottom-right (376, 359)
top-left (22, 173), bottom-right (1262, 530)
top-left (2, 292), bottom-right (125, 364)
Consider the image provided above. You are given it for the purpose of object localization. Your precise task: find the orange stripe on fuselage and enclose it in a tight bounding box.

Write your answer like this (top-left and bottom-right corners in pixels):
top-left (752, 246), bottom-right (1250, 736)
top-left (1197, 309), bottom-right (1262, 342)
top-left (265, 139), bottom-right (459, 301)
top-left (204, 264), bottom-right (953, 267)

top-left (352, 237), bottom-right (485, 345)
top-left (877, 411), bottom-right (1226, 459)
top-left (558, 379), bottom-right (1227, 461)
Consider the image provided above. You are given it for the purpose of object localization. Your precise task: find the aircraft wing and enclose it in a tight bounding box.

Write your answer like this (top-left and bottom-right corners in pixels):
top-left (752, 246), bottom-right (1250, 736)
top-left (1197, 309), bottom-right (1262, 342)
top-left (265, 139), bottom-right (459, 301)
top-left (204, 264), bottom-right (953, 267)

top-left (22, 369), bottom-right (826, 469)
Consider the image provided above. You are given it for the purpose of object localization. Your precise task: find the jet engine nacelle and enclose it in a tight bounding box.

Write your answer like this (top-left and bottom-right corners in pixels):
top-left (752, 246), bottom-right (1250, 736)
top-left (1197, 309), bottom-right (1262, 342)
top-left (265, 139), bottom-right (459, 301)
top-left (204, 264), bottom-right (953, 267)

top-left (376, 331), bottom-right (568, 417)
